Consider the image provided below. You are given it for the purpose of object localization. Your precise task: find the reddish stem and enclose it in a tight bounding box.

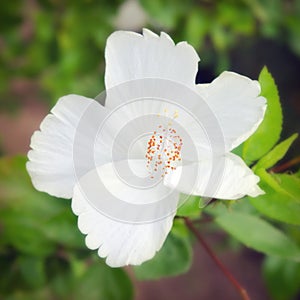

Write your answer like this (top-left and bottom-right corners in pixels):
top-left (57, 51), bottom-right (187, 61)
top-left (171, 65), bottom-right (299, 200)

top-left (271, 156), bottom-right (300, 173)
top-left (192, 215), bottom-right (213, 224)
top-left (183, 217), bottom-right (250, 300)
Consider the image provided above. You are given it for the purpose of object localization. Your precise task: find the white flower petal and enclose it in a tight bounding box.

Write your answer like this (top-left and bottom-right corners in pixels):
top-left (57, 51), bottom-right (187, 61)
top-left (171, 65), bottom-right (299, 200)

top-left (71, 161), bottom-right (178, 267)
top-left (197, 71), bottom-right (266, 151)
top-left (26, 94), bottom-right (109, 198)
top-left (104, 28), bottom-right (200, 91)
top-left (76, 208), bottom-right (174, 267)
top-left (98, 97), bottom-right (212, 162)
top-left (164, 153), bottom-right (264, 200)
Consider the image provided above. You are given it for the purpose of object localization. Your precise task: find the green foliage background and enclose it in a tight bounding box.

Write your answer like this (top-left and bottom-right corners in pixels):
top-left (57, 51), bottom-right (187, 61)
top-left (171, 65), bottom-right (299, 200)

top-left (0, 1), bottom-right (300, 299)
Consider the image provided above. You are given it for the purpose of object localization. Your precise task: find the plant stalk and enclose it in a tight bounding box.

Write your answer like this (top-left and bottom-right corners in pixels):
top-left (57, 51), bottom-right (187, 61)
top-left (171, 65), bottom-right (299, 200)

top-left (183, 217), bottom-right (250, 300)
top-left (271, 156), bottom-right (300, 173)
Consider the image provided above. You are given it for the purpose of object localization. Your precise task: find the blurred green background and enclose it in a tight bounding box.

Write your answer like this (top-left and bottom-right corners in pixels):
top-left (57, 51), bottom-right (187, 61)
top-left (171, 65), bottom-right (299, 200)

top-left (0, 0), bottom-right (300, 299)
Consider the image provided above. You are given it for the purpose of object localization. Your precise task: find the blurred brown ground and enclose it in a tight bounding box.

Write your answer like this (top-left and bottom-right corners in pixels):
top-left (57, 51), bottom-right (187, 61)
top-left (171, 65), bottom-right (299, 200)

top-left (134, 240), bottom-right (270, 300)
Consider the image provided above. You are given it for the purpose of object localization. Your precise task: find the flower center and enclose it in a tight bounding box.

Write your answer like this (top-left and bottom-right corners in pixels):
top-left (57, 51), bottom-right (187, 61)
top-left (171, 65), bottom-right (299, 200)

top-left (145, 124), bottom-right (183, 179)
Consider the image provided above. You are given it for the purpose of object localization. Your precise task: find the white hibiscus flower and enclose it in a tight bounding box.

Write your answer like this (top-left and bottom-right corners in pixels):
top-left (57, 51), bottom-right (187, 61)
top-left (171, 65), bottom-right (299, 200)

top-left (26, 29), bottom-right (266, 267)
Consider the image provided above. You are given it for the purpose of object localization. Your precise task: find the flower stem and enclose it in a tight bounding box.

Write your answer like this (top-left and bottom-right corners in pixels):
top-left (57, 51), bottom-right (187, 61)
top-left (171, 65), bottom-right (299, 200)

top-left (271, 156), bottom-right (300, 173)
top-left (183, 217), bottom-right (250, 300)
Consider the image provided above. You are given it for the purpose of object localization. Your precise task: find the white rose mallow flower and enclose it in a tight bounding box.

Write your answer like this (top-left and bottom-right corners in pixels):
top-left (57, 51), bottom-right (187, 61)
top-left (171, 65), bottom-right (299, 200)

top-left (26, 29), bottom-right (266, 267)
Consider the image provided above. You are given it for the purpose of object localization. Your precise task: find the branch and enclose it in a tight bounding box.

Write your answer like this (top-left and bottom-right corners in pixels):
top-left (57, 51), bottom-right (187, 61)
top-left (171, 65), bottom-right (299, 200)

top-left (183, 217), bottom-right (250, 300)
top-left (271, 156), bottom-right (300, 173)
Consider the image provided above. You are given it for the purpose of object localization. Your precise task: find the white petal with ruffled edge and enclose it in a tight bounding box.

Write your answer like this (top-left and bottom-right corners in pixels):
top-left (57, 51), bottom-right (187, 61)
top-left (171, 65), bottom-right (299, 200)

top-left (73, 203), bottom-right (175, 267)
top-left (26, 95), bottom-right (110, 198)
top-left (164, 152), bottom-right (264, 200)
top-left (104, 28), bottom-right (200, 92)
top-left (71, 161), bottom-right (178, 267)
top-left (197, 71), bottom-right (266, 152)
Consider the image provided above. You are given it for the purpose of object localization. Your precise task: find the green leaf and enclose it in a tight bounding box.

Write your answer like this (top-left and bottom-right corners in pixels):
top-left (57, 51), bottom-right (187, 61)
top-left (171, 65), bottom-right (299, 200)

top-left (272, 173), bottom-right (300, 199)
top-left (215, 211), bottom-right (300, 260)
top-left (263, 256), bottom-right (300, 300)
top-left (177, 194), bottom-right (201, 218)
top-left (0, 253), bottom-right (23, 294)
top-left (44, 210), bottom-right (85, 248)
top-left (185, 10), bottom-right (209, 49)
top-left (19, 256), bottom-right (46, 289)
top-left (210, 22), bottom-right (230, 51)
top-left (0, 156), bottom-right (85, 256)
top-left (243, 67), bottom-right (283, 162)
top-left (140, 0), bottom-right (183, 29)
top-left (253, 133), bottom-right (298, 171)
top-left (204, 198), bottom-right (260, 219)
top-left (249, 174), bottom-right (300, 225)
top-left (255, 168), bottom-right (290, 196)
top-left (1, 216), bottom-right (56, 257)
top-left (231, 142), bottom-right (244, 158)
top-left (134, 220), bottom-right (192, 280)
top-left (46, 256), bottom-right (74, 298)
top-left (73, 262), bottom-right (133, 300)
